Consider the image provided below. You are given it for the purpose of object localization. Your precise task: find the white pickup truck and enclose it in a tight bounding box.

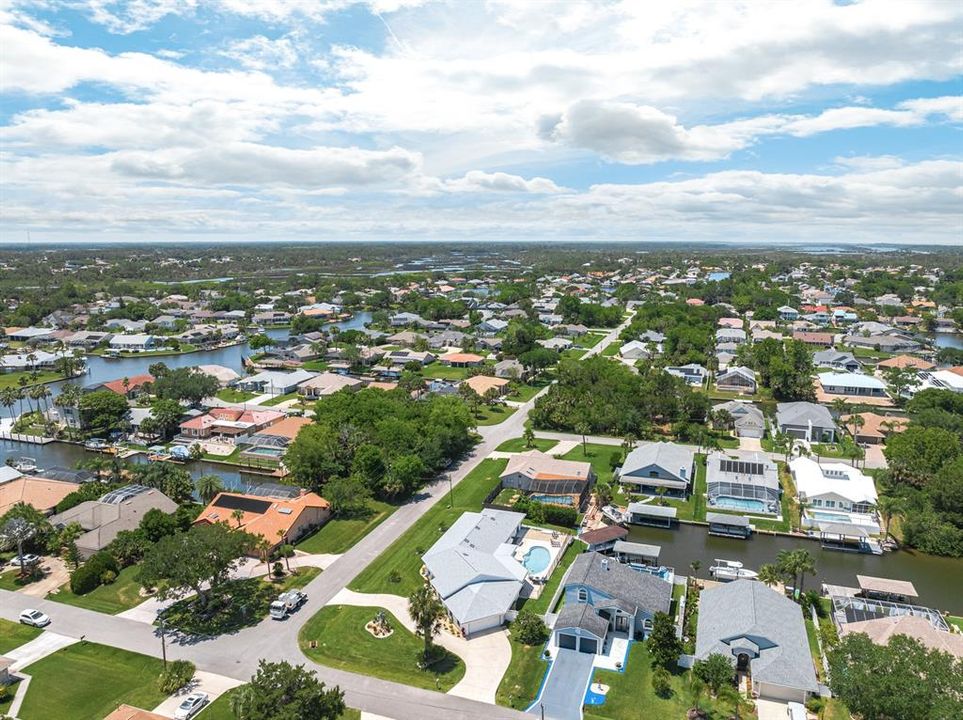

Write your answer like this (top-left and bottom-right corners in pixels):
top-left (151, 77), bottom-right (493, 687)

top-left (269, 590), bottom-right (307, 620)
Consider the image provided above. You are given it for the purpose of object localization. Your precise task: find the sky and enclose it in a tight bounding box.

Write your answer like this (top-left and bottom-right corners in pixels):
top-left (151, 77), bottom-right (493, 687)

top-left (1, 0), bottom-right (961, 245)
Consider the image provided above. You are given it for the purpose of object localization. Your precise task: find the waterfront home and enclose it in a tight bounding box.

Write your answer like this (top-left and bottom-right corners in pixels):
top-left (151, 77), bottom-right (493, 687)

top-left (817, 372), bottom-right (889, 398)
top-left (5, 326), bottom-right (57, 343)
top-left (715, 366), bottom-right (757, 394)
top-left (579, 525), bottom-right (628, 553)
top-left (616, 441), bottom-right (695, 497)
top-left (422, 508), bottom-right (527, 636)
top-left (0, 349), bottom-right (75, 372)
top-left (195, 364), bottom-right (241, 386)
top-left (713, 401), bottom-right (766, 439)
top-left (774, 401), bottom-right (837, 442)
top-left (696, 580), bottom-right (819, 703)
top-left (238, 416), bottom-right (313, 460)
top-left (237, 369), bottom-right (317, 395)
top-left (875, 354), bottom-right (935, 373)
top-left (499, 450), bottom-right (595, 508)
top-left (178, 407), bottom-right (285, 442)
top-left (838, 615), bottom-right (963, 660)
top-left (49, 485), bottom-right (177, 560)
top-left (552, 553), bottom-right (672, 653)
top-left (64, 330), bottom-right (113, 349)
top-left (460, 374), bottom-right (510, 397)
top-left (909, 369), bottom-right (963, 395)
top-left (664, 363), bottom-right (707, 386)
top-left (813, 350), bottom-right (860, 373)
top-left (706, 450), bottom-right (781, 515)
top-left (0, 471), bottom-right (79, 516)
top-left (839, 412), bottom-right (908, 444)
top-left (86, 373), bottom-right (155, 399)
top-left (389, 312), bottom-right (426, 327)
top-left (298, 372), bottom-right (362, 399)
top-left (843, 333), bottom-right (921, 354)
top-left (195, 490), bottom-right (330, 554)
top-left (108, 333), bottom-right (157, 352)
top-left (791, 457), bottom-right (879, 533)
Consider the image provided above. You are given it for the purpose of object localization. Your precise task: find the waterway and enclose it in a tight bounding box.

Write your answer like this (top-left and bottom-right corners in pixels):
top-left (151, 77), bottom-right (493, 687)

top-left (627, 522), bottom-right (963, 613)
top-left (933, 332), bottom-right (963, 350)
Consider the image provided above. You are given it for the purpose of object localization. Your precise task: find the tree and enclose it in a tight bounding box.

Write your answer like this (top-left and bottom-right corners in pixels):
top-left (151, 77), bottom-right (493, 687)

top-left (78, 389), bottom-right (130, 436)
top-left (0, 516), bottom-right (38, 576)
top-left (884, 365), bottom-right (921, 403)
top-left (231, 508), bottom-right (245, 529)
top-left (875, 494), bottom-right (903, 540)
top-left (130, 463), bottom-right (195, 504)
top-left (385, 454), bottom-right (426, 497)
top-left (594, 482), bottom-right (614, 508)
top-left (523, 426), bottom-right (536, 449)
top-left (651, 665), bottom-right (672, 698)
top-left (693, 653), bottom-right (733, 696)
top-left (647, 611), bottom-right (682, 669)
top-left (248, 334), bottom-right (274, 351)
top-left (776, 548), bottom-right (816, 596)
top-left (284, 424), bottom-right (347, 489)
top-left (52, 521), bottom-right (84, 568)
top-left (884, 425), bottom-right (961, 486)
top-left (683, 674), bottom-right (708, 719)
top-left (196, 474), bottom-right (225, 504)
top-left (575, 420), bottom-right (590, 454)
top-left (139, 523), bottom-right (254, 609)
top-left (140, 508), bottom-right (178, 543)
top-left (511, 610), bottom-right (549, 646)
top-left (827, 632), bottom-right (963, 720)
top-left (150, 368), bottom-right (219, 406)
top-left (148, 398), bottom-right (183, 440)
top-left (757, 563), bottom-right (782, 588)
top-left (324, 475), bottom-right (372, 517)
top-left (230, 660), bottom-right (345, 720)
top-left (408, 585), bottom-right (446, 663)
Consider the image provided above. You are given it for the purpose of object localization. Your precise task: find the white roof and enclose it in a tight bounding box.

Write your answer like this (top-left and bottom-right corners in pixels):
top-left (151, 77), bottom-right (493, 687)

top-left (790, 457), bottom-right (878, 505)
top-left (818, 372), bottom-right (886, 390)
top-left (0, 466), bottom-right (24, 484)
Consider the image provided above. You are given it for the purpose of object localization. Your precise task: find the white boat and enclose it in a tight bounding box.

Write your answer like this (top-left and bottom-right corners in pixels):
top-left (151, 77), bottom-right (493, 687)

top-left (12, 457), bottom-right (40, 473)
top-left (709, 559), bottom-right (759, 581)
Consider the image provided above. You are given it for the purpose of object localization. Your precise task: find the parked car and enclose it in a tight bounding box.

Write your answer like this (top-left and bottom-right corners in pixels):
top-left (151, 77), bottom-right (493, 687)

top-left (269, 589), bottom-right (307, 620)
top-left (173, 692), bottom-right (209, 720)
top-left (10, 554), bottom-right (41, 567)
top-left (19, 609), bottom-right (50, 627)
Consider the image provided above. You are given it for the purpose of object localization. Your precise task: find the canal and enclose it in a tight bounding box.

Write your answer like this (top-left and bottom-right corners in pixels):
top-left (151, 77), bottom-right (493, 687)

top-left (627, 523), bottom-right (963, 613)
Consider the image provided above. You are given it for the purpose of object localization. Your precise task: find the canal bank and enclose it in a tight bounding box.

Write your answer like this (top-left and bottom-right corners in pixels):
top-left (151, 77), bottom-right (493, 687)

top-left (627, 521), bottom-right (963, 613)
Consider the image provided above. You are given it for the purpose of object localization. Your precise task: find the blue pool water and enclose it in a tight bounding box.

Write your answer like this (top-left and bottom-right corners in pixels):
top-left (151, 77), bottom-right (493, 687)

top-left (714, 497), bottom-right (767, 512)
top-left (809, 510), bottom-right (849, 522)
top-left (522, 546), bottom-right (551, 574)
top-left (530, 494), bottom-right (574, 505)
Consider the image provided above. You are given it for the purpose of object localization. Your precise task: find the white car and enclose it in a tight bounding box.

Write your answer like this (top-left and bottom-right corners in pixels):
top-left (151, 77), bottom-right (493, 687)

top-left (19, 609), bottom-right (50, 627)
top-left (173, 691), bottom-right (209, 719)
top-left (10, 554), bottom-right (41, 567)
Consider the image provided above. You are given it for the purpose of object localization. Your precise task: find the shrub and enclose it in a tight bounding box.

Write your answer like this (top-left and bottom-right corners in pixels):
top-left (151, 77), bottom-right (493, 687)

top-left (69, 551), bottom-right (120, 595)
top-left (652, 665), bottom-right (672, 698)
top-left (100, 570), bottom-right (117, 585)
top-left (272, 561), bottom-right (284, 579)
top-left (514, 498), bottom-right (578, 527)
top-left (511, 610), bottom-right (549, 646)
top-left (158, 659), bottom-right (195, 693)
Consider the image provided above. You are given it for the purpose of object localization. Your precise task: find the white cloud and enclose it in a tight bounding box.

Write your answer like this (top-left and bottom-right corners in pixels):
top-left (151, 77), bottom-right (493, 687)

top-left (221, 34), bottom-right (299, 71)
top-left (439, 170), bottom-right (567, 194)
top-left (81, 0), bottom-right (198, 34)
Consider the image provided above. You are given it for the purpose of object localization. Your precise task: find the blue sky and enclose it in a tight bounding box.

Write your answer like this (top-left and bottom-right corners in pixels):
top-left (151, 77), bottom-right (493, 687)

top-left (1, 0), bottom-right (961, 244)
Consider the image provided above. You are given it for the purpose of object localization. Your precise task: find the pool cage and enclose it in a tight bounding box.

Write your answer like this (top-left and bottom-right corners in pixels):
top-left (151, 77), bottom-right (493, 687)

top-left (829, 594), bottom-right (949, 632)
top-left (706, 479), bottom-right (780, 514)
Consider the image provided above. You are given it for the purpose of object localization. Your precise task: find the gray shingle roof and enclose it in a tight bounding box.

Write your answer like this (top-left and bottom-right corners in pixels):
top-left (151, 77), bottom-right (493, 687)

top-left (775, 402), bottom-right (837, 430)
top-left (620, 441), bottom-right (695, 483)
top-left (695, 580), bottom-right (818, 694)
top-left (555, 602), bottom-right (609, 638)
top-left (565, 552), bottom-right (671, 615)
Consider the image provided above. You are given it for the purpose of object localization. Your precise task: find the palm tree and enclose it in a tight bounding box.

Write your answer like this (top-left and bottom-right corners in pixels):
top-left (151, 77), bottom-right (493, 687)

top-left (757, 563), bottom-right (782, 588)
top-left (575, 421), bottom-right (590, 455)
top-left (595, 482), bottom-right (614, 508)
top-left (777, 549), bottom-right (816, 597)
top-left (0, 517), bottom-right (38, 577)
top-left (621, 433), bottom-right (638, 453)
top-left (18, 376), bottom-right (32, 415)
top-left (408, 584), bottom-right (446, 663)
top-left (196, 474), bottom-right (225, 504)
top-left (277, 530), bottom-right (291, 573)
top-left (719, 685), bottom-right (753, 720)
top-left (689, 560), bottom-right (701, 585)
top-left (231, 508), bottom-right (245, 529)
top-left (0, 388), bottom-right (18, 420)
top-left (655, 486), bottom-right (668, 506)
top-left (683, 674), bottom-right (708, 719)
top-left (876, 495), bottom-right (902, 540)
top-left (522, 426), bottom-right (536, 449)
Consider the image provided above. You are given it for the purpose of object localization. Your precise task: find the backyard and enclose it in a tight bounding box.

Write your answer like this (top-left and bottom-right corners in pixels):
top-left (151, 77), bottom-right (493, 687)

top-left (49, 564), bottom-right (145, 615)
top-left (348, 458), bottom-right (508, 596)
top-left (296, 499), bottom-right (396, 554)
top-left (16, 642), bottom-right (167, 720)
top-left (516, 540), bottom-right (581, 615)
top-left (300, 604), bottom-right (465, 692)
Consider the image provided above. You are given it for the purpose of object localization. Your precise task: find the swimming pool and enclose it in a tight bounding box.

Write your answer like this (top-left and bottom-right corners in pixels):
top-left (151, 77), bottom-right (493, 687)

top-left (529, 494), bottom-right (574, 505)
top-left (522, 546), bottom-right (551, 574)
top-left (809, 510), bottom-right (850, 522)
top-left (713, 497), bottom-right (768, 513)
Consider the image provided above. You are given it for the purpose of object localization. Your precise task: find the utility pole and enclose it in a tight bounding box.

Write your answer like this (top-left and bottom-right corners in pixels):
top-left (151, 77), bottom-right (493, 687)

top-left (159, 616), bottom-right (168, 669)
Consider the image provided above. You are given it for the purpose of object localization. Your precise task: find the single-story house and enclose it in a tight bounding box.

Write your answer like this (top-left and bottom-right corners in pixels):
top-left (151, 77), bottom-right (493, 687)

top-left (439, 352), bottom-right (485, 367)
top-left (387, 330), bottom-right (425, 347)
top-left (0, 470), bottom-right (79, 516)
top-left (665, 364), bottom-right (707, 386)
top-left (493, 359), bottom-right (525, 380)
top-left (715, 366), bottom-right (757, 394)
top-left (298, 372), bottom-right (363, 399)
top-left (178, 407), bottom-right (285, 441)
top-left (696, 580), bottom-right (819, 703)
top-left (706, 450), bottom-right (781, 515)
top-left (238, 416), bottom-right (313, 459)
top-left (461, 375), bottom-right (510, 397)
top-left (715, 328), bottom-right (747, 345)
top-left (194, 364), bottom-right (242, 386)
top-left (194, 490), bottom-right (331, 554)
top-left (775, 401), bottom-right (837, 442)
top-left (839, 412), bottom-right (908, 444)
top-left (713, 401), bottom-right (766, 439)
top-left (478, 318), bottom-right (508, 335)
top-left (49, 485), bottom-right (178, 560)
top-left (838, 615), bottom-right (963, 660)
top-left (818, 372), bottom-right (889, 398)
top-left (237, 369), bottom-right (317, 395)
top-left (422, 508), bottom-right (527, 636)
top-left (875, 355), bottom-right (935, 372)
top-left (617, 441), bottom-right (695, 497)
top-left (499, 450), bottom-right (595, 507)
top-left (108, 334), bottom-right (157, 351)
top-left (813, 350), bottom-right (860, 373)
top-left (843, 334), bottom-right (921, 353)
top-left (64, 330), bottom-right (113, 349)
top-left (792, 331), bottom-right (834, 348)
top-left (87, 373), bottom-right (154, 399)
top-left (552, 553), bottom-right (672, 653)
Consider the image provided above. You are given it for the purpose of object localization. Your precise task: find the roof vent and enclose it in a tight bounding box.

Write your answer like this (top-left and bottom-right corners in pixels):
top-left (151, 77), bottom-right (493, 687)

top-left (278, 507), bottom-right (293, 515)
top-left (601, 558), bottom-right (609, 570)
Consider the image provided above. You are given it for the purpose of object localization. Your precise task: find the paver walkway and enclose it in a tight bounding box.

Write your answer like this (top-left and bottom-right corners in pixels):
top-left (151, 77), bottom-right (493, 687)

top-left (152, 670), bottom-right (244, 717)
top-left (329, 588), bottom-right (512, 705)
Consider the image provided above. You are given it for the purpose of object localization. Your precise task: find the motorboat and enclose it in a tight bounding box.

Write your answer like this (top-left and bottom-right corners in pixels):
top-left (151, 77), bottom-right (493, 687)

top-left (709, 559), bottom-right (759, 581)
top-left (11, 457), bottom-right (40, 473)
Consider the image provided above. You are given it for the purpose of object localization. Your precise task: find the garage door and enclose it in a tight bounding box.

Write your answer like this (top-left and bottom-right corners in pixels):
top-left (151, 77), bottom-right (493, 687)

top-left (786, 428), bottom-right (806, 439)
top-left (758, 682), bottom-right (805, 703)
top-left (558, 634), bottom-right (577, 650)
top-left (578, 637), bottom-right (598, 654)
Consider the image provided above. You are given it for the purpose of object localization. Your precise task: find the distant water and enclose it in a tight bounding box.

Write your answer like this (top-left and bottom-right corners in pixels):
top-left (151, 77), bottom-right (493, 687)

top-left (706, 271), bottom-right (730, 282)
top-left (934, 332), bottom-right (963, 350)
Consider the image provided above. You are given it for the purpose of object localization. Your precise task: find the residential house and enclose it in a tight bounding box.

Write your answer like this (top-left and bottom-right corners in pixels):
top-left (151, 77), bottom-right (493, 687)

top-left (238, 416), bottom-right (313, 459)
top-left (775, 402), bottom-right (837, 442)
top-left (428, 330), bottom-right (467, 349)
top-left (813, 350), bottom-right (860, 373)
top-left (195, 364), bottom-right (241, 386)
top-left (499, 450), bottom-right (595, 508)
top-left (843, 334), bottom-right (921, 353)
top-left (839, 412), bottom-right (907, 444)
top-left (64, 330), bottom-right (113, 349)
top-left (6, 326), bottom-right (56, 343)
top-left (439, 352), bottom-right (485, 367)
top-left (298, 372), bottom-right (363, 399)
top-left (0, 470), bottom-right (79, 516)
top-left (194, 490), bottom-right (331, 554)
top-left (552, 553), bottom-right (672, 653)
top-left (838, 615), bottom-right (963, 660)
top-left (713, 401), bottom-right (766, 439)
top-left (715, 366), bottom-right (757, 394)
top-left (387, 330), bottom-right (425, 347)
top-left (706, 450), bottom-right (781, 515)
top-left (777, 306), bottom-right (799, 321)
top-left (664, 364), bottom-right (707, 386)
top-left (389, 312), bottom-right (426, 327)
top-left (912, 369), bottom-right (963, 395)
top-left (817, 372), bottom-right (889, 398)
top-left (49, 485), bottom-right (178, 560)
top-left (715, 328), bottom-right (747, 345)
top-left (875, 355), bottom-right (935, 373)
top-left (178, 407), bottom-right (285, 442)
top-left (792, 331), bottom-right (834, 348)
top-left (493, 359), bottom-right (525, 380)
top-left (108, 334), bottom-right (156, 352)
top-left (421, 509), bottom-right (528, 636)
top-left (791, 457), bottom-right (879, 533)
top-left (87, 373), bottom-right (154, 399)
top-left (696, 580), bottom-right (819, 703)
top-left (237, 369), bottom-right (317, 395)
top-left (478, 318), bottom-right (508, 335)
top-left (617, 441), bottom-right (695, 497)
top-left (461, 375), bottom-right (510, 398)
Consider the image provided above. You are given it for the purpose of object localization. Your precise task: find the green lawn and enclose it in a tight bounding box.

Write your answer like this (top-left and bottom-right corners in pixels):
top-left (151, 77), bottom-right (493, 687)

top-left (201, 687), bottom-right (361, 720)
top-left (507, 378), bottom-right (552, 402)
top-left (301, 360), bottom-right (330, 372)
top-left (823, 698), bottom-right (853, 720)
top-left (601, 341), bottom-right (620, 357)
top-left (496, 437), bottom-right (558, 453)
top-left (420, 363), bottom-right (475, 381)
top-left (49, 564), bottom-right (145, 615)
top-left (496, 637), bottom-right (548, 710)
top-left (583, 642), bottom-right (733, 720)
top-left (472, 403), bottom-right (517, 426)
top-left (0, 617), bottom-right (41, 653)
top-left (296, 499), bottom-right (396, 554)
top-left (0, 370), bottom-right (65, 390)
top-left (517, 540), bottom-right (582, 614)
top-left (947, 615), bottom-right (963, 633)
top-left (659, 454), bottom-right (708, 522)
top-left (805, 616), bottom-right (825, 682)
top-left (215, 387), bottom-right (258, 403)
top-left (261, 391), bottom-right (300, 406)
top-left (561, 443), bottom-right (623, 485)
top-left (576, 332), bottom-right (609, 349)
top-left (560, 348), bottom-right (588, 361)
top-left (300, 605), bottom-right (465, 692)
top-left (0, 568), bottom-right (46, 591)
top-left (349, 458), bottom-right (508, 596)
top-left (17, 642), bottom-right (168, 720)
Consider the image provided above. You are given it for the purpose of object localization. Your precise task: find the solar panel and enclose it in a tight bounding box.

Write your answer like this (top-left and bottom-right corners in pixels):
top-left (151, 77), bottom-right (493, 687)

top-left (213, 494), bottom-right (272, 514)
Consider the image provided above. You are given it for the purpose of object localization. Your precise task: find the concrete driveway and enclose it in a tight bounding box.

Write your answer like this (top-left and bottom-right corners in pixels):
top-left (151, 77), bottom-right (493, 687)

top-left (6, 632), bottom-right (78, 671)
top-left (151, 670), bottom-right (244, 717)
top-left (8, 556), bottom-right (69, 598)
top-left (738, 437), bottom-right (763, 452)
top-left (756, 698), bottom-right (793, 720)
top-left (529, 649), bottom-right (595, 720)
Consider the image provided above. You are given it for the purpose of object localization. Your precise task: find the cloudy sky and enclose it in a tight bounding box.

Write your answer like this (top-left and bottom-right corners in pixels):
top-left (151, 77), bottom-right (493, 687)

top-left (1, 0), bottom-right (961, 244)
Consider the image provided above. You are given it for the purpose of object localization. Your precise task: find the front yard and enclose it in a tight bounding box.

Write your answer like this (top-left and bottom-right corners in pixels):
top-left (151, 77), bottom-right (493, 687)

top-left (296, 499), bottom-right (396, 554)
top-left (17, 642), bottom-right (167, 720)
top-left (0, 617), bottom-right (41, 653)
top-left (203, 687), bottom-right (362, 720)
top-left (348, 458), bottom-right (508, 596)
top-left (300, 604), bottom-right (465, 692)
top-left (496, 436), bottom-right (558, 453)
top-left (561, 442), bottom-right (623, 485)
top-left (49, 564), bottom-right (145, 615)
top-left (472, 402), bottom-right (518, 426)
top-left (215, 387), bottom-right (258, 403)
top-left (496, 636), bottom-right (548, 710)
